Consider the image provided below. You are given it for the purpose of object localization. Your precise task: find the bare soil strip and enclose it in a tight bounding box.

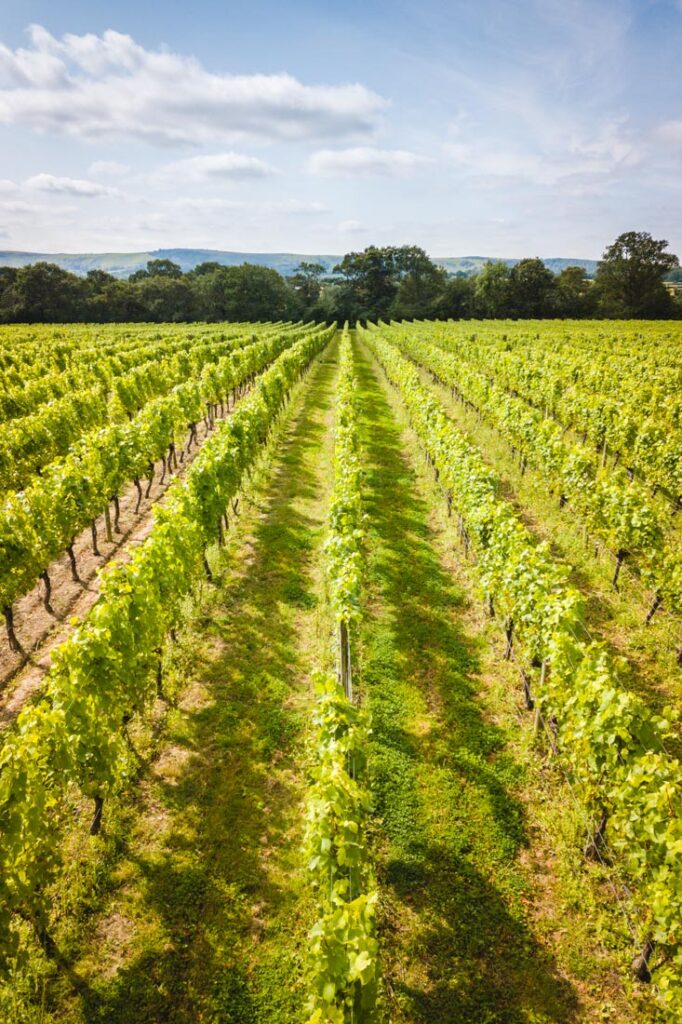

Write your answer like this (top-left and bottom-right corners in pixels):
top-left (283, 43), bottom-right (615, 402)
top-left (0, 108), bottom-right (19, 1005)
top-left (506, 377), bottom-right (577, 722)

top-left (0, 386), bottom-right (250, 726)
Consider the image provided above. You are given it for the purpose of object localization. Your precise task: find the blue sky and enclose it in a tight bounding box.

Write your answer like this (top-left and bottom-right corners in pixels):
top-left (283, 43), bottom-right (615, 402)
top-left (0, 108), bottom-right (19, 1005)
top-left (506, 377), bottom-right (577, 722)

top-left (0, 0), bottom-right (680, 258)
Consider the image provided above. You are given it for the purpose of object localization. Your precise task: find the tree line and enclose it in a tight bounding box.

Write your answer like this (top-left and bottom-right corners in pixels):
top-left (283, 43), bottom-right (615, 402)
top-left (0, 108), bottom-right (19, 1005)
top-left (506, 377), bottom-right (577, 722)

top-left (0, 231), bottom-right (678, 324)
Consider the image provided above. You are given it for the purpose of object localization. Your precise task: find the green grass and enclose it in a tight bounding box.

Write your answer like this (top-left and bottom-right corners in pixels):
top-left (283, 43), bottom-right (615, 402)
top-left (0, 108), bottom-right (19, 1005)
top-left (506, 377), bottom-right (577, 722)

top-left (2, 331), bottom-right (667, 1024)
top-left (12, 344), bottom-right (340, 1024)
top-left (409, 361), bottom-right (682, 730)
top-left (353, 338), bottom-right (582, 1023)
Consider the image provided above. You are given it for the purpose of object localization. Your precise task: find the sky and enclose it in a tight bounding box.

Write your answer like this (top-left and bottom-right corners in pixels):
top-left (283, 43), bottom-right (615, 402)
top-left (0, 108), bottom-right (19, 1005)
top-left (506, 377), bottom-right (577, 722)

top-left (0, 0), bottom-right (681, 259)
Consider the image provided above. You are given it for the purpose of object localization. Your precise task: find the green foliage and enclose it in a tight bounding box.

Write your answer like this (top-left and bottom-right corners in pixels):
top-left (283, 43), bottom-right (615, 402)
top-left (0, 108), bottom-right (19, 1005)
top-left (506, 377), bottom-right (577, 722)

top-left (1, 230), bottom-right (680, 324)
top-left (303, 675), bottom-right (378, 1024)
top-left (325, 327), bottom-right (364, 627)
top-left (0, 324), bottom-right (321, 612)
top-left (304, 328), bottom-right (378, 1022)
top-left (333, 245), bottom-right (440, 321)
top-left (0, 322), bottom-right (335, 970)
top-left (507, 258), bottom-right (556, 317)
top-left (474, 260), bottom-right (513, 318)
top-left (0, 262), bottom-right (87, 323)
top-left (193, 263), bottom-right (299, 322)
top-left (385, 322), bottom-right (681, 610)
top-left (0, 327), bottom-right (261, 491)
top-left (596, 231), bottom-right (679, 317)
top-left (361, 322), bottom-right (682, 1011)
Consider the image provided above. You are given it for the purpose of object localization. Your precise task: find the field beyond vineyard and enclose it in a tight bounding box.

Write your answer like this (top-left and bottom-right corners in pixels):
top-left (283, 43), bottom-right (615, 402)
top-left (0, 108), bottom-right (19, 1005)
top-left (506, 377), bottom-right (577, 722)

top-left (1, 319), bottom-right (681, 1023)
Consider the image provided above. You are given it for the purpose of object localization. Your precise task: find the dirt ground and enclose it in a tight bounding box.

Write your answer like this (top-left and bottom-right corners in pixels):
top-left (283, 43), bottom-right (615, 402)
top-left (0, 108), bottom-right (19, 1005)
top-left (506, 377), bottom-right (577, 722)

top-left (0, 396), bottom-right (242, 728)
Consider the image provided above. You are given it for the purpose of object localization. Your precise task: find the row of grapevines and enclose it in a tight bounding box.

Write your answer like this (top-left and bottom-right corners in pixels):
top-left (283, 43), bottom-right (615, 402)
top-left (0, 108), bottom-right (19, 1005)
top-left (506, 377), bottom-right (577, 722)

top-left (0, 325), bottom-right (317, 645)
top-left (360, 325), bottom-right (682, 1009)
top-left (427, 321), bottom-right (682, 505)
top-left (0, 322), bottom-right (259, 422)
top-left (326, 327), bottom-right (364, 632)
top-left (0, 322), bottom-right (334, 968)
top-left (305, 327), bottom-right (378, 1023)
top-left (0, 325), bottom-right (288, 494)
top-left (0, 320), bottom-right (247, 380)
top-left (1, 333), bottom-right (237, 492)
top-left (382, 324), bottom-right (682, 620)
top-left (498, 332), bottom-right (682, 505)
top-left (438, 320), bottom-right (682, 419)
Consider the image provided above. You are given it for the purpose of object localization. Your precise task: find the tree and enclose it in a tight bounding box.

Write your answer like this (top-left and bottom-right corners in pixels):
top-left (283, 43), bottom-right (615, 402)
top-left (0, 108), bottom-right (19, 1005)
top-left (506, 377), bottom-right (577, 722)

top-left (0, 263), bottom-right (86, 322)
top-left (0, 267), bottom-right (18, 306)
top-left (129, 258), bottom-right (183, 282)
top-left (85, 270), bottom-right (120, 320)
top-left (308, 281), bottom-right (347, 323)
top-left (432, 275), bottom-right (477, 319)
top-left (333, 245), bottom-right (443, 321)
top-left (133, 276), bottom-right (195, 321)
top-left (97, 279), bottom-right (146, 321)
top-left (189, 261), bottom-right (225, 277)
top-left (554, 266), bottom-right (596, 318)
top-left (85, 269), bottom-right (117, 291)
top-left (333, 246), bottom-right (400, 320)
top-left (289, 262), bottom-right (326, 312)
top-left (596, 231), bottom-right (678, 318)
top-left (193, 264), bottom-right (296, 322)
top-left (192, 270), bottom-right (228, 320)
top-left (474, 261), bottom-right (513, 318)
top-left (507, 258), bottom-right (556, 318)
top-left (390, 252), bottom-right (447, 319)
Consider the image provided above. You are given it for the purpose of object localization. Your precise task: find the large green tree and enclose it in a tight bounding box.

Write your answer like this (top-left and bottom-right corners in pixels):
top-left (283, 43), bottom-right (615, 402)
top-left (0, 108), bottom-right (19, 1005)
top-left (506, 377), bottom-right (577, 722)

top-left (333, 246), bottom-right (400, 320)
top-left (0, 262), bottom-right (86, 322)
top-left (333, 245), bottom-right (443, 320)
top-left (0, 267), bottom-right (18, 305)
top-left (432, 275), bottom-right (477, 319)
top-left (129, 258), bottom-right (183, 282)
top-left (474, 261), bottom-right (513, 318)
top-left (596, 231), bottom-right (678, 317)
top-left (132, 275), bottom-right (196, 321)
top-left (390, 254), bottom-right (446, 319)
top-left (289, 261), bottom-right (326, 311)
top-left (194, 264), bottom-right (296, 321)
top-left (507, 258), bottom-right (556, 318)
top-left (554, 266), bottom-right (596, 318)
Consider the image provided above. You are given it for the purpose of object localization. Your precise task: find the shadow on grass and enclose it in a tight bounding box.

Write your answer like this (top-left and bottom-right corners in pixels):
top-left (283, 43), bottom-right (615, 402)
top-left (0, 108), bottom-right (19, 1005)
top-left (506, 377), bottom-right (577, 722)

top-left (354, 340), bottom-right (580, 1024)
top-left (425, 370), bottom-right (682, 752)
top-left (59, 350), bottom-right (338, 1024)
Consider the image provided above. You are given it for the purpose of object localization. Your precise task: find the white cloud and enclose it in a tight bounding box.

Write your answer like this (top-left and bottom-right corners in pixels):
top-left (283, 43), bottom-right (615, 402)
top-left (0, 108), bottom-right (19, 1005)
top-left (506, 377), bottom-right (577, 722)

top-left (656, 120), bottom-right (682, 145)
top-left (0, 25), bottom-right (386, 146)
top-left (0, 197), bottom-right (77, 217)
top-left (444, 118), bottom-right (641, 188)
top-left (89, 160), bottom-right (130, 177)
top-left (25, 173), bottom-right (121, 197)
top-left (308, 146), bottom-right (430, 176)
top-left (154, 152), bottom-right (276, 183)
top-left (337, 219), bottom-right (365, 233)
top-left (170, 196), bottom-right (327, 215)
top-left (269, 199), bottom-right (327, 215)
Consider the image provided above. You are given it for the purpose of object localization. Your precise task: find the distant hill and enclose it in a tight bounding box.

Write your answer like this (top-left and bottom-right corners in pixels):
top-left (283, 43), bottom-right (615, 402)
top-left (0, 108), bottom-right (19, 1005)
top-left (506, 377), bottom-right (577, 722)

top-left (434, 256), bottom-right (599, 277)
top-left (0, 248), bottom-right (599, 279)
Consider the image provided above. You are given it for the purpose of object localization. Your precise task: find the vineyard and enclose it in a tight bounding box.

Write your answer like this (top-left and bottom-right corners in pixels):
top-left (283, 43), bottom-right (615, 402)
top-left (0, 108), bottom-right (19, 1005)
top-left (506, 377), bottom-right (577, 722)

top-left (0, 318), bottom-right (681, 1024)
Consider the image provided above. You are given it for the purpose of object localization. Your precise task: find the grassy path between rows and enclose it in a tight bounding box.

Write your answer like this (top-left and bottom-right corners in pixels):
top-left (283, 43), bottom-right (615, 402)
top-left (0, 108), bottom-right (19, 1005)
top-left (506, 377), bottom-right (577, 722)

top-left (353, 337), bottom-right (650, 1024)
top-left (354, 338), bottom-right (574, 1022)
top-left (16, 331), bottom-right (658, 1024)
top-left (410, 361), bottom-right (682, 720)
top-left (41, 341), bottom-right (339, 1024)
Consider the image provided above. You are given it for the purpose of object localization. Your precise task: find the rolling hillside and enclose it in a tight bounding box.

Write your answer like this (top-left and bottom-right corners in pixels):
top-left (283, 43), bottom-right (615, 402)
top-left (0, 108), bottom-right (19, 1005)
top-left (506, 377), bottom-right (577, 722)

top-left (0, 248), bottom-right (599, 279)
